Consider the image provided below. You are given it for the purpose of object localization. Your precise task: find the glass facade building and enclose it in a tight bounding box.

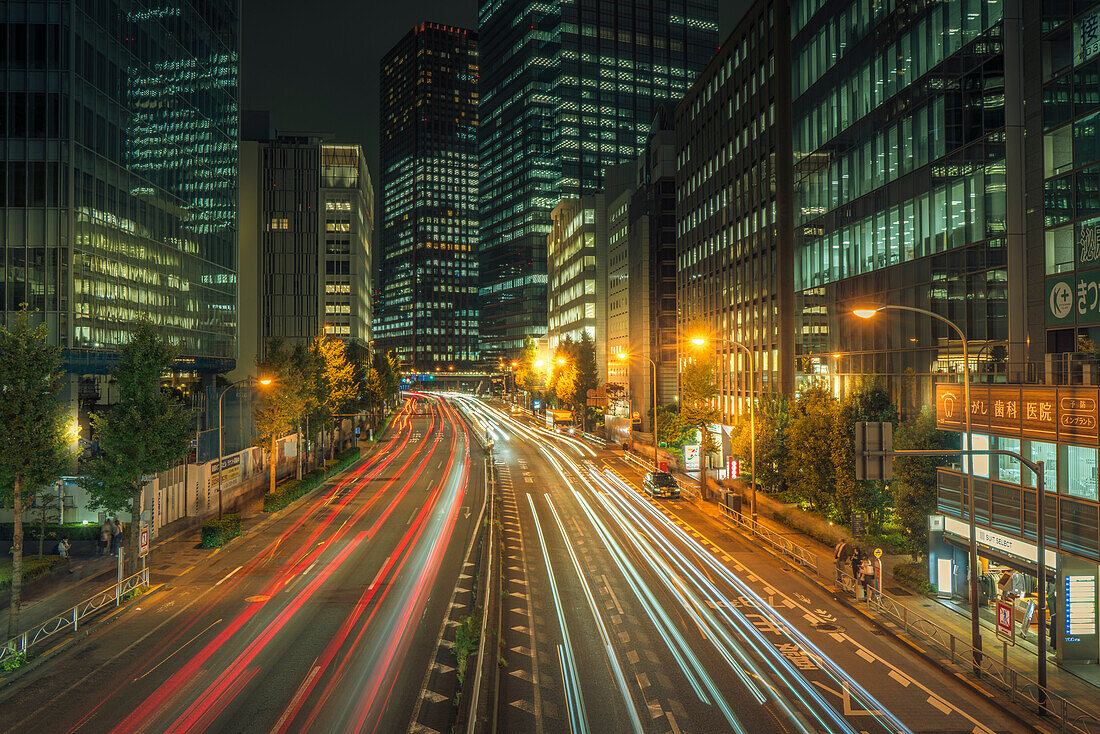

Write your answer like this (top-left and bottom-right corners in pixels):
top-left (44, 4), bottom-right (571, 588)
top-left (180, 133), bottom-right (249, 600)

top-left (376, 23), bottom-right (479, 369)
top-left (477, 0), bottom-right (718, 359)
top-left (791, 0), bottom-right (1026, 415)
top-left (1, 0), bottom-right (240, 380)
top-left (675, 0), bottom-right (794, 426)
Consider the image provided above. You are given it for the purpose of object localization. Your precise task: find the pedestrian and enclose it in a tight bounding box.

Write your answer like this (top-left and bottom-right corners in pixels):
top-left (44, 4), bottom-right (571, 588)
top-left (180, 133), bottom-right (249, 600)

top-left (111, 519), bottom-right (123, 554)
top-left (99, 520), bottom-right (111, 556)
top-left (833, 539), bottom-right (849, 584)
top-left (57, 538), bottom-right (73, 573)
top-left (860, 555), bottom-right (876, 602)
top-left (849, 547), bottom-right (863, 596)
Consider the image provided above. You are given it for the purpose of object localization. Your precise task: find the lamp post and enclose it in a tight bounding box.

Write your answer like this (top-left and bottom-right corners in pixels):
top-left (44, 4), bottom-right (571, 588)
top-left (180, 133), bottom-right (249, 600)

top-left (216, 375), bottom-right (272, 520)
top-left (616, 352), bottom-right (658, 470)
top-left (690, 335), bottom-right (756, 527)
top-left (853, 303), bottom-right (982, 672)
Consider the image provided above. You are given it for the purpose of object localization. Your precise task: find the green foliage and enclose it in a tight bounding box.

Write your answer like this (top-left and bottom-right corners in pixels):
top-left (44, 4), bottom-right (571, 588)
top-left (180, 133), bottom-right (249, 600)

top-left (0, 310), bottom-right (72, 635)
top-left (0, 523), bottom-right (101, 542)
top-left (254, 340), bottom-right (310, 453)
top-left (0, 555), bottom-right (67, 591)
top-left (1, 652), bottom-right (27, 671)
top-left (786, 382), bottom-right (841, 511)
top-left (836, 377), bottom-right (898, 530)
top-left (677, 356), bottom-right (721, 447)
top-left (730, 394), bottom-right (790, 492)
top-left (893, 407), bottom-right (957, 553)
top-left (200, 513), bottom-right (242, 548)
top-left (892, 561), bottom-right (935, 596)
top-left (653, 404), bottom-right (691, 449)
top-left (513, 336), bottom-right (541, 395)
top-left (262, 447), bottom-right (360, 512)
top-left (81, 318), bottom-right (190, 574)
top-left (453, 612), bottom-right (481, 686)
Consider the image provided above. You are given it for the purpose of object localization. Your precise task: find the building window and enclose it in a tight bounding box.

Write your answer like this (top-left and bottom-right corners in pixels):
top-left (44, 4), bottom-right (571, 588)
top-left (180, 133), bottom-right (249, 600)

top-left (1066, 445), bottom-right (1099, 501)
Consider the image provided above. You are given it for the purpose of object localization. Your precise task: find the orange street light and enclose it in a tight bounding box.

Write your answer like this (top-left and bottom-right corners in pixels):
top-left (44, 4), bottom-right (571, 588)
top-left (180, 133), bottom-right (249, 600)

top-left (852, 307), bottom-right (882, 319)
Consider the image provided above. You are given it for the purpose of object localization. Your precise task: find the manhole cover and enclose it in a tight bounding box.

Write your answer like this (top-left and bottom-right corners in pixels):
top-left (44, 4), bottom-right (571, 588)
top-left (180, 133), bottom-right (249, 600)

top-left (245, 595), bottom-right (270, 603)
top-left (816, 623), bottom-right (838, 631)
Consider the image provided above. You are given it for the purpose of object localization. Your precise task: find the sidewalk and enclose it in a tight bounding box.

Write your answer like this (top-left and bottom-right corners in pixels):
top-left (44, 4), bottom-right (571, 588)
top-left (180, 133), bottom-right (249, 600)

top-left (668, 461), bottom-right (1100, 724)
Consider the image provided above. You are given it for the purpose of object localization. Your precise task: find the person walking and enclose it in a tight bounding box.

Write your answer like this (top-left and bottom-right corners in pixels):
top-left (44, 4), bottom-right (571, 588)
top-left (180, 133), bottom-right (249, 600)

top-left (849, 547), bottom-right (863, 597)
top-left (111, 519), bottom-right (123, 555)
top-left (833, 539), bottom-right (850, 584)
top-left (57, 538), bottom-right (73, 573)
top-left (860, 555), bottom-right (876, 602)
top-left (99, 520), bottom-right (111, 556)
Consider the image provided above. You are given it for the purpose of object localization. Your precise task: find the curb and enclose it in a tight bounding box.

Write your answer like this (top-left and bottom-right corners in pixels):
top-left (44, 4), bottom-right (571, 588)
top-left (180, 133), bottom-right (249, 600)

top-left (702, 499), bottom-right (1055, 734)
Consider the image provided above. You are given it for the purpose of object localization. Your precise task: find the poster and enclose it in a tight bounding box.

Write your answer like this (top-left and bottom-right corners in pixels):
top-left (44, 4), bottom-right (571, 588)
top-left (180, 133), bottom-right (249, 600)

top-left (684, 444), bottom-right (701, 471)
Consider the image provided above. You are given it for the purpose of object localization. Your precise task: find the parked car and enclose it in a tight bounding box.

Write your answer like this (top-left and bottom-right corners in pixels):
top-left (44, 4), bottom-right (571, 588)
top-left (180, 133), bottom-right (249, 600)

top-left (643, 471), bottom-right (680, 498)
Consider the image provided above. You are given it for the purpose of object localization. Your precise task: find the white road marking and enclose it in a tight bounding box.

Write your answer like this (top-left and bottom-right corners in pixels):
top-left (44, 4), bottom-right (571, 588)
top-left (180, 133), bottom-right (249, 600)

top-left (214, 565), bottom-right (242, 587)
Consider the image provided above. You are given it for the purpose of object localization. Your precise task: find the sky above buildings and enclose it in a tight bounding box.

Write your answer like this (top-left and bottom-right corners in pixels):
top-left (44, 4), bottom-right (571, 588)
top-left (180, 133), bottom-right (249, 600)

top-left (242, 0), bottom-right (751, 181)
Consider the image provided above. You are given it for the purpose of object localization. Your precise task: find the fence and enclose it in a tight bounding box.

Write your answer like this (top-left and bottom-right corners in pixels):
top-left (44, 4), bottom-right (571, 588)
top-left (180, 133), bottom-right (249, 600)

top-left (0, 566), bottom-right (150, 666)
top-left (719, 498), bottom-right (1099, 733)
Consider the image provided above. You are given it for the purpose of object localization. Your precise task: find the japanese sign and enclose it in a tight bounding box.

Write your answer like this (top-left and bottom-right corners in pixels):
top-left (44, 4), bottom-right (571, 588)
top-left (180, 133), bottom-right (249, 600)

top-left (1078, 9), bottom-right (1100, 64)
top-left (996, 601), bottom-right (1015, 645)
top-left (1081, 222), bottom-right (1100, 267)
top-left (207, 454), bottom-right (242, 490)
top-left (684, 444), bottom-right (701, 471)
top-left (936, 383), bottom-right (1099, 445)
top-left (1046, 270), bottom-right (1100, 325)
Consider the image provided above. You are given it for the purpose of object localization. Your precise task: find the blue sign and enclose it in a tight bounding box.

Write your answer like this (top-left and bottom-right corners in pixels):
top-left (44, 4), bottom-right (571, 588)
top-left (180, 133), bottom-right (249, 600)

top-left (533, 400), bottom-right (542, 409)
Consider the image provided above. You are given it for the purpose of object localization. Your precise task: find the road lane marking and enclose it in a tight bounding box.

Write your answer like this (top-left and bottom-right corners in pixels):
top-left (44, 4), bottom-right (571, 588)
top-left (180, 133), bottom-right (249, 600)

top-left (367, 555), bottom-right (392, 593)
top-left (888, 670), bottom-right (910, 687)
top-left (213, 566), bottom-right (242, 587)
top-left (134, 618), bottom-right (223, 681)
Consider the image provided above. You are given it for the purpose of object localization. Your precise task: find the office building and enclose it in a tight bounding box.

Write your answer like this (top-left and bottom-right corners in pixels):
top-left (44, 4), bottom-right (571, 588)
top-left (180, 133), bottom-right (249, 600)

top-left (547, 194), bottom-right (607, 381)
top-left (675, 0), bottom-right (794, 448)
top-left (478, 0), bottom-right (719, 359)
top-left (376, 23), bottom-right (480, 369)
top-left (238, 127), bottom-right (373, 375)
top-left (1, 0), bottom-right (240, 413)
top-left (605, 109), bottom-right (679, 434)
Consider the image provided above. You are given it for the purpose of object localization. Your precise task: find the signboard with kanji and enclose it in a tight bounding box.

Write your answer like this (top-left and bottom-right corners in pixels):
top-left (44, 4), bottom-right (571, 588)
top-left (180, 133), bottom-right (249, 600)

top-left (996, 601), bottom-right (1015, 645)
top-left (1046, 269), bottom-right (1100, 326)
top-left (936, 383), bottom-right (1100, 446)
top-left (139, 525), bottom-right (150, 558)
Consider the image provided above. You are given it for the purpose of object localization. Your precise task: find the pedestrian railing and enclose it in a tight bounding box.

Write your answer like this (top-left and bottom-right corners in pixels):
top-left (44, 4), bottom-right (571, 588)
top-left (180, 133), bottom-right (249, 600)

top-left (0, 566), bottom-right (150, 666)
top-left (832, 565), bottom-right (1100, 734)
top-left (717, 504), bottom-right (819, 574)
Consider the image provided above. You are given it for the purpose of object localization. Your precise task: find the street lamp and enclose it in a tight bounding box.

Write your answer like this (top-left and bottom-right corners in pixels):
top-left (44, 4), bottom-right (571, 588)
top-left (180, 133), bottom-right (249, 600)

top-left (852, 303), bottom-right (983, 671)
top-left (217, 375), bottom-right (272, 520)
top-left (616, 352), bottom-right (658, 470)
top-left (690, 335), bottom-right (756, 527)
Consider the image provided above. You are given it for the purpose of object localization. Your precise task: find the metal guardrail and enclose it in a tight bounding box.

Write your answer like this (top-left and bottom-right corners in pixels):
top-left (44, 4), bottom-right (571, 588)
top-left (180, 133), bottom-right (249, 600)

top-left (717, 504), bottom-right (819, 574)
top-left (0, 566), bottom-right (150, 665)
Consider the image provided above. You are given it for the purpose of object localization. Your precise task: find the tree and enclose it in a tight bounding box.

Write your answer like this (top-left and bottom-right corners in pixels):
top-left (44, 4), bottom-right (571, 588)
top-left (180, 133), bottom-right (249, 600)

top-left (786, 382), bottom-right (841, 511)
top-left (732, 394), bottom-right (790, 493)
top-left (837, 377), bottom-right (898, 531)
top-left (678, 355), bottom-right (722, 498)
top-left (0, 312), bottom-right (71, 636)
top-left (310, 337), bottom-right (357, 459)
top-left (82, 319), bottom-right (190, 575)
top-left (255, 341), bottom-right (309, 494)
top-left (34, 484), bottom-right (62, 558)
top-left (654, 403), bottom-right (691, 450)
top-left (573, 331), bottom-right (599, 431)
top-left (894, 408), bottom-right (957, 554)
top-left (514, 336), bottom-right (541, 397)
top-left (363, 368), bottom-right (385, 428)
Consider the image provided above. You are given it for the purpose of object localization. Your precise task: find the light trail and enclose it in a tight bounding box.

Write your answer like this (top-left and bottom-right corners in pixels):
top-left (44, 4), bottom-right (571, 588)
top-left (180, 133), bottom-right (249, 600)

top-left (526, 493), bottom-right (589, 734)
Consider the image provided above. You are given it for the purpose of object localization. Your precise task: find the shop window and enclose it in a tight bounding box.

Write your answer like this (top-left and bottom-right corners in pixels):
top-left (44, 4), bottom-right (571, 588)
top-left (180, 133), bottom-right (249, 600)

top-left (1066, 445), bottom-right (1099, 501)
top-left (997, 436), bottom-right (1022, 484)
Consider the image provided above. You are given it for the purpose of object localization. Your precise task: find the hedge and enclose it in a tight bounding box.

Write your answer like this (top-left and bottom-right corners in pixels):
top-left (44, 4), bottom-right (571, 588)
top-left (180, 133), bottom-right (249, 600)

top-left (200, 514), bottom-right (242, 548)
top-left (0, 555), bottom-right (68, 591)
top-left (0, 523), bottom-right (104, 542)
top-left (263, 447), bottom-right (361, 513)
top-left (892, 560), bottom-right (935, 596)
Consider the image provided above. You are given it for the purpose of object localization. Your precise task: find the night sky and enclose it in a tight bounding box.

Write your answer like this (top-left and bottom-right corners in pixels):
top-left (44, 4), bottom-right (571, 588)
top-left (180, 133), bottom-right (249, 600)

top-left (241, 1), bottom-right (753, 189)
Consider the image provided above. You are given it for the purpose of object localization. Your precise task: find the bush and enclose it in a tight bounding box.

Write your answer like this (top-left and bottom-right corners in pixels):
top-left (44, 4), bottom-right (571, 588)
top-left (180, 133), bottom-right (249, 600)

top-left (0, 556), bottom-right (68, 591)
top-left (892, 561), bottom-right (935, 596)
top-left (2, 652), bottom-right (27, 672)
top-left (0, 523), bottom-right (102, 542)
top-left (263, 447), bottom-right (361, 513)
top-left (200, 514), bottom-right (242, 548)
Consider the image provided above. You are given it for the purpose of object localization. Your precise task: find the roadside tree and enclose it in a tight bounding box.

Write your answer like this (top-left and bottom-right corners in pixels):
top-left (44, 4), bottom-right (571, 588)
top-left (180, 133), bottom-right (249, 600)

top-left (894, 408), bottom-right (956, 554)
top-left (0, 312), bottom-right (71, 636)
top-left (678, 356), bottom-right (722, 498)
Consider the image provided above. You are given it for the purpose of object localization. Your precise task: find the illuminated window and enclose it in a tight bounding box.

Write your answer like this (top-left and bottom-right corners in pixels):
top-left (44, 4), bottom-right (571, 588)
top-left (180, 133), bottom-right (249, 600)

top-left (269, 218), bottom-right (289, 230)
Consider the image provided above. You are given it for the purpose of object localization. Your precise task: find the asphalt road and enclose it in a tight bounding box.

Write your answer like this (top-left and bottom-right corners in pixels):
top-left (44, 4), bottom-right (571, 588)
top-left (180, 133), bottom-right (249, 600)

top-left (457, 397), bottom-right (1025, 734)
top-left (0, 392), bottom-right (485, 734)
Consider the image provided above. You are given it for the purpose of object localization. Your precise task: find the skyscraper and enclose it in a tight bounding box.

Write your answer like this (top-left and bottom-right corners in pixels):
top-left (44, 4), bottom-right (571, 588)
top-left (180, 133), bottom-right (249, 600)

top-left (376, 23), bottom-right (480, 370)
top-left (237, 126), bottom-right (373, 375)
top-left (1, 1), bottom-right (240, 410)
top-left (478, 0), bottom-right (719, 358)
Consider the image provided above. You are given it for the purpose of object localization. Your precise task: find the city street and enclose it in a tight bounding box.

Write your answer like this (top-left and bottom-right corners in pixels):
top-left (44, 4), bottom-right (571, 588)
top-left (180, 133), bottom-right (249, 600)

top-left (0, 393), bottom-right (484, 734)
top-left (456, 397), bottom-right (1025, 734)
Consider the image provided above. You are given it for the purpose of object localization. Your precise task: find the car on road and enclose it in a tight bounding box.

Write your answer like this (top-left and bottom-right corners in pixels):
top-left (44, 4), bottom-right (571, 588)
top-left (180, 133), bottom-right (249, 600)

top-left (643, 471), bottom-right (680, 498)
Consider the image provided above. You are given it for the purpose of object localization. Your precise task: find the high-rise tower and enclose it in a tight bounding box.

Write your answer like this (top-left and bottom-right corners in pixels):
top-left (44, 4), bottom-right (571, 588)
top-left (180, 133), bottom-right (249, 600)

top-left (376, 23), bottom-right (480, 369)
top-left (478, 0), bottom-right (718, 358)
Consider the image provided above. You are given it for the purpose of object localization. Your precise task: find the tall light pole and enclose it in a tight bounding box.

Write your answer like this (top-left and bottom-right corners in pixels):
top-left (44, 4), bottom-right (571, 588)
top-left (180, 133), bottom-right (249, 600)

top-left (690, 335), bottom-right (756, 527)
top-left (616, 352), bottom-right (658, 470)
top-left (217, 375), bottom-right (272, 520)
top-left (853, 303), bottom-right (982, 671)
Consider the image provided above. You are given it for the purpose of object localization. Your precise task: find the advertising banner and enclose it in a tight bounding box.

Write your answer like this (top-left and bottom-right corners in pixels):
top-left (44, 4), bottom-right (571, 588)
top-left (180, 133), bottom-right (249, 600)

top-left (684, 444), bottom-right (701, 471)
